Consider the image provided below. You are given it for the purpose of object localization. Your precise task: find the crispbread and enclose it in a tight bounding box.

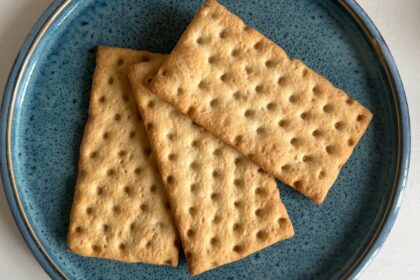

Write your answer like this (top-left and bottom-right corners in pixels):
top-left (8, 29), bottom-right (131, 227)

top-left (67, 47), bottom-right (178, 266)
top-left (128, 55), bottom-right (294, 276)
top-left (150, 0), bottom-right (373, 204)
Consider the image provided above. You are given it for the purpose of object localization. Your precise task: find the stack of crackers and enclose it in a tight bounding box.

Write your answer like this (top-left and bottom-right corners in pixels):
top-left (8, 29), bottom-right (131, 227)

top-left (67, 0), bottom-right (372, 276)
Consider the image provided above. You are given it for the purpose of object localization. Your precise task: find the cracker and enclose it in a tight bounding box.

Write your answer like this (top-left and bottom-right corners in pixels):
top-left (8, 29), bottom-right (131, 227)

top-left (150, 0), bottom-right (373, 204)
top-left (128, 56), bottom-right (294, 276)
top-left (67, 47), bottom-right (178, 266)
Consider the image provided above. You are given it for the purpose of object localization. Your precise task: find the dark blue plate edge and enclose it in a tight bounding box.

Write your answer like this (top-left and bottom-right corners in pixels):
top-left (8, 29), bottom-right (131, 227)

top-left (339, 1), bottom-right (410, 279)
top-left (0, 0), bottom-right (410, 279)
top-left (0, 1), bottom-right (69, 279)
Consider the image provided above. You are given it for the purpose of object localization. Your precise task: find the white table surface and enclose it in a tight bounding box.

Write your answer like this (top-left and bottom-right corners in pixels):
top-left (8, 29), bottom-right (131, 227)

top-left (0, 0), bottom-right (419, 279)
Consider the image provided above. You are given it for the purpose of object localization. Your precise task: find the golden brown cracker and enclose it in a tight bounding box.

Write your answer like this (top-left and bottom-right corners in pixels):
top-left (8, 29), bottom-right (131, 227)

top-left (67, 47), bottom-right (178, 266)
top-left (129, 55), bottom-right (294, 276)
top-left (150, 0), bottom-right (373, 204)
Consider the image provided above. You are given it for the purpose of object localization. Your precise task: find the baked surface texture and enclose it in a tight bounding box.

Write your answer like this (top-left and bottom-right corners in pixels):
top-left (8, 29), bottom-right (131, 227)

top-left (67, 47), bottom-right (179, 266)
top-left (150, 0), bottom-right (373, 204)
top-left (129, 55), bottom-right (294, 276)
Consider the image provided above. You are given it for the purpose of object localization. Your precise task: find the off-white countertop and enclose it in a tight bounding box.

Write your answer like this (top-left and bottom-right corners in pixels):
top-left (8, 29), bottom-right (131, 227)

top-left (1, 0), bottom-right (419, 279)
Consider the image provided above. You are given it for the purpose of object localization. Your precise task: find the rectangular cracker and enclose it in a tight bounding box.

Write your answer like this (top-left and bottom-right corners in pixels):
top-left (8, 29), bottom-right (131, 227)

top-left (150, 0), bottom-right (373, 204)
top-left (128, 55), bottom-right (294, 276)
top-left (67, 47), bottom-right (179, 266)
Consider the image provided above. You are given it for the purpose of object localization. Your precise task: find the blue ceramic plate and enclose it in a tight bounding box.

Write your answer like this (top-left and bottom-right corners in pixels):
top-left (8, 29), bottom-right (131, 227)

top-left (0, 0), bottom-right (410, 279)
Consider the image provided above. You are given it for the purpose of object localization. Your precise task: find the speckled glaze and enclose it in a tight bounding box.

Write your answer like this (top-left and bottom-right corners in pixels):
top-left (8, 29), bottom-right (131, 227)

top-left (0, 0), bottom-right (410, 279)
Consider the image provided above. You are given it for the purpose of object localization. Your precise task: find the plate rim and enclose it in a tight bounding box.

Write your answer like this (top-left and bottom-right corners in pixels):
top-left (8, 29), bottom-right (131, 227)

top-left (0, 0), bottom-right (411, 279)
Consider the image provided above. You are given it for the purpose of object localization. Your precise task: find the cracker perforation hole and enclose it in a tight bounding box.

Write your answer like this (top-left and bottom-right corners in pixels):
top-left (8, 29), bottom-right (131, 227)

top-left (210, 237), bottom-right (219, 246)
top-left (168, 153), bottom-right (177, 161)
top-left (103, 132), bottom-right (109, 140)
top-left (253, 41), bottom-right (263, 51)
top-left (265, 59), bottom-right (277, 68)
top-left (245, 66), bottom-right (253, 75)
top-left (293, 180), bottom-right (303, 189)
top-left (278, 119), bottom-right (290, 128)
top-left (75, 226), bottom-right (83, 233)
top-left (118, 150), bottom-right (126, 157)
top-left (325, 145), bottom-right (337, 155)
top-left (112, 205), bottom-right (121, 214)
top-left (244, 109), bottom-right (255, 118)
top-left (234, 135), bottom-right (243, 146)
top-left (106, 169), bottom-right (115, 176)
top-left (212, 214), bottom-right (221, 224)
top-left (213, 148), bottom-right (222, 157)
top-left (99, 96), bottom-right (106, 103)
top-left (140, 203), bottom-right (148, 212)
top-left (233, 223), bottom-right (243, 233)
top-left (300, 112), bottom-right (310, 120)
top-left (277, 76), bottom-right (286, 86)
top-left (123, 186), bottom-right (131, 195)
top-left (255, 187), bottom-right (268, 196)
top-left (108, 77), bottom-right (114, 85)
top-left (233, 200), bottom-right (242, 208)
top-left (210, 192), bottom-right (220, 201)
top-left (302, 69), bottom-right (308, 77)
top-left (147, 100), bottom-right (155, 108)
top-left (208, 55), bottom-right (217, 64)
top-left (189, 206), bottom-right (197, 216)
top-left (187, 229), bottom-right (195, 238)
top-left (129, 131), bottom-right (136, 138)
top-left (219, 29), bottom-right (228, 39)
top-left (357, 114), bottom-right (366, 122)
top-left (89, 151), bottom-right (98, 159)
top-left (167, 132), bottom-right (175, 140)
top-left (312, 85), bottom-right (321, 96)
top-left (114, 113), bottom-right (121, 121)
top-left (103, 224), bottom-right (109, 232)
top-left (346, 98), bottom-right (354, 105)
top-left (255, 84), bottom-right (264, 93)
top-left (96, 187), bottom-right (103, 195)
top-left (146, 122), bottom-right (154, 130)
top-left (119, 243), bottom-right (126, 250)
top-left (231, 48), bottom-right (240, 57)
top-left (220, 73), bottom-right (232, 83)
top-left (335, 121), bottom-right (345, 130)
top-left (255, 208), bottom-right (266, 217)
top-left (190, 183), bottom-right (198, 193)
top-left (122, 94), bottom-right (129, 102)
top-left (166, 175), bottom-right (174, 184)
top-left (289, 94), bottom-right (299, 103)
top-left (86, 207), bottom-right (93, 215)
top-left (176, 87), bottom-right (184, 96)
top-left (312, 129), bottom-right (322, 137)
top-left (281, 164), bottom-right (291, 171)
top-left (256, 127), bottom-right (266, 135)
top-left (198, 80), bottom-right (208, 89)
top-left (150, 185), bottom-right (157, 193)
top-left (348, 138), bottom-right (355, 146)
top-left (210, 98), bottom-right (219, 107)
top-left (187, 106), bottom-right (196, 116)
top-left (256, 230), bottom-right (268, 241)
top-left (117, 58), bottom-right (124, 66)
top-left (233, 245), bottom-right (244, 253)
top-left (302, 155), bottom-right (313, 162)
top-left (234, 179), bottom-right (244, 188)
top-left (140, 56), bottom-right (150, 62)
top-left (323, 104), bottom-right (334, 113)
top-left (212, 170), bottom-right (220, 179)
top-left (267, 102), bottom-right (277, 111)
top-left (134, 167), bottom-right (141, 174)
top-left (278, 217), bottom-right (288, 228)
